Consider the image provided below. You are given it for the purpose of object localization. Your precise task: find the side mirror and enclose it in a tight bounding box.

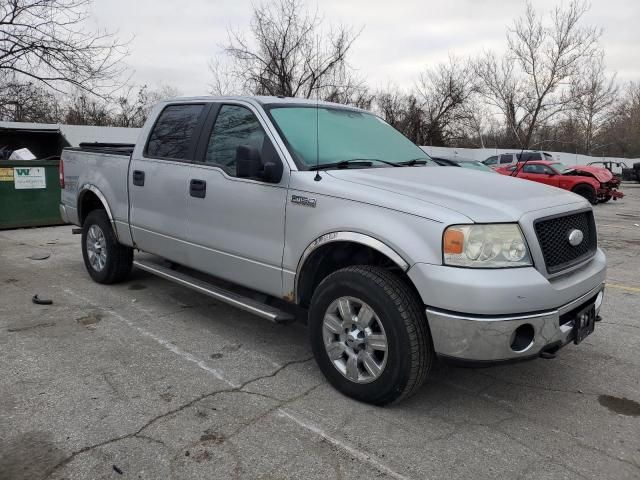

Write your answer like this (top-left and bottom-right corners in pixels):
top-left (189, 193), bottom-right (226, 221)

top-left (235, 141), bottom-right (283, 183)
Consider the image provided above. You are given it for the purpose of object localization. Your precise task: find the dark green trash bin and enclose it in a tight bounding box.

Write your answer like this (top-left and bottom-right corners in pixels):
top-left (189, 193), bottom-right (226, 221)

top-left (0, 159), bottom-right (65, 229)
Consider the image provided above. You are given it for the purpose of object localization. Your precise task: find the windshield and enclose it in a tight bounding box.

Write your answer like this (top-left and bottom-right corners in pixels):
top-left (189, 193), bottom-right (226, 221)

top-left (550, 162), bottom-right (571, 173)
top-left (459, 161), bottom-right (495, 172)
top-left (268, 106), bottom-right (434, 169)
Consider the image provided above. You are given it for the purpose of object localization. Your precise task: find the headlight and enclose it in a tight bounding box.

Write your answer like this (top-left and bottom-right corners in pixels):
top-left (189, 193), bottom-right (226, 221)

top-left (443, 224), bottom-right (532, 268)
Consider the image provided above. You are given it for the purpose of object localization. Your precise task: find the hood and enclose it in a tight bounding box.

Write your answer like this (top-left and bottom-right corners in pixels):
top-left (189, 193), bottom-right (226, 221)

top-left (567, 165), bottom-right (613, 183)
top-left (326, 166), bottom-right (587, 223)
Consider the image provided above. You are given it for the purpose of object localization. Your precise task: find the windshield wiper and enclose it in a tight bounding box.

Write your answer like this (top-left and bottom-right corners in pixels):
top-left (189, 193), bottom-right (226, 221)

top-left (309, 158), bottom-right (401, 170)
top-left (398, 158), bottom-right (429, 166)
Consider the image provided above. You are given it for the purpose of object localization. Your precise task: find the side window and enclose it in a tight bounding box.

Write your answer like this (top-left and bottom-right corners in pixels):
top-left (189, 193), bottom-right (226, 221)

top-left (146, 104), bottom-right (204, 159)
top-left (523, 164), bottom-right (543, 174)
top-left (205, 105), bottom-right (266, 176)
top-left (484, 156), bottom-right (498, 165)
top-left (499, 154), bottom-right (512, 164)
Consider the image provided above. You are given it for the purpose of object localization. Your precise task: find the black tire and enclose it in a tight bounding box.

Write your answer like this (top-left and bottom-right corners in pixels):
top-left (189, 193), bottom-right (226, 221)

top-left (572, 184), bottom-right (598, 205)
top-left (81, 209), bottom-right (133, 284)
top-left (599, 195), bottom-right (612, 203)
top-left (309, 266), bottom-right (433, 406)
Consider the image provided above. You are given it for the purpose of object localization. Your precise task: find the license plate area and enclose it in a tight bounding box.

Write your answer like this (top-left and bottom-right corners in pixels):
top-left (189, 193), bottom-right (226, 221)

top-left (573, 303), bottom-right (596, 344)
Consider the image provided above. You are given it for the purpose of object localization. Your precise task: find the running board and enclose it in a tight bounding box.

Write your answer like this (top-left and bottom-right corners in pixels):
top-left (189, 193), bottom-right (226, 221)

top-left (132, 259), bottom-right (294, 323)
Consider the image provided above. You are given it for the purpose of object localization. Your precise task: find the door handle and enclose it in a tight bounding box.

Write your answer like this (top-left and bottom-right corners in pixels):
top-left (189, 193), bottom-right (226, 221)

top-left (190, 179), bottom-right (206, 198)
top-left (132, 170), bottom-right (145, 186)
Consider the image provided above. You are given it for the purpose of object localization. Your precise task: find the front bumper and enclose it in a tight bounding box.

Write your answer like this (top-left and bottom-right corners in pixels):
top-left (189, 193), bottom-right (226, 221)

top-left (426, 283), bottom-right (604, 362)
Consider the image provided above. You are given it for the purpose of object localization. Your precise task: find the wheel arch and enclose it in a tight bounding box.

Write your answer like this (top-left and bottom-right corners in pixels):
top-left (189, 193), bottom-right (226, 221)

top-left (77, 184), bottom-right (117, 236)
top-left (295, 232), bottom-right (414, 307)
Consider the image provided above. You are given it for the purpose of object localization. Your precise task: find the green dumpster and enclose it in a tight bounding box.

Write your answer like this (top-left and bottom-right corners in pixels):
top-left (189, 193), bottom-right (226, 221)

top-left (0, 159), bottom-right (65, 229)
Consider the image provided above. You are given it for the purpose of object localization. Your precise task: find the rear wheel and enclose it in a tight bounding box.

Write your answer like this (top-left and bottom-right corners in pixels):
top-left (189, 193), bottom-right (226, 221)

top-left (572, 184), bottom-right (598, 205)
top-left (82, 209), bottom-right (133, 284)
top-left (309, 266), bottom-right (433, 405)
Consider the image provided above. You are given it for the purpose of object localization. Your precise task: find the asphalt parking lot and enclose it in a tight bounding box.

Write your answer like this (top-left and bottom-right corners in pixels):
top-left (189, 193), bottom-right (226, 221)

top-left (1, 187), bottom-right (639, 480)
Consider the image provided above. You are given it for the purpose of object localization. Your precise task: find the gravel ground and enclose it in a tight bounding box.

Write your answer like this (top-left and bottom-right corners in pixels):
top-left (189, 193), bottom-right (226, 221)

top-left (1, 186), bottom-right (639, 480)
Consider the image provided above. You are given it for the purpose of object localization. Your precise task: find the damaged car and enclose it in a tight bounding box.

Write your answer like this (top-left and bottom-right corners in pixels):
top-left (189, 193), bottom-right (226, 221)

top-left (497, 160), bottom-right (624, 204)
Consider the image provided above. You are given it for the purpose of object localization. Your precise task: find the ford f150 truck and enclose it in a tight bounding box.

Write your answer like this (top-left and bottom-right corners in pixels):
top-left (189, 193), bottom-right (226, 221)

top-left (60, 96), bottom-right (606, 405)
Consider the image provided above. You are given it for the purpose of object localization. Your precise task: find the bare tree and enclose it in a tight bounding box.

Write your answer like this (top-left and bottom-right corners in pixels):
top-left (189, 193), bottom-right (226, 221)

top-left (62, 91), bottom-right (111, 126)
top-left (474, 51), bottom-right (525, 146)
top-left (571, 54), bottom-right (618, 153)
top-left (598, 82), bottom-right (640, 157)
top-left (0, 79), bottom-right (62, 122)
top-left (415, 57), bottom-right (477, 145)
top-left (475, 1), bottom-right (601, 148)
top-left (210, 0), bottom-right (361, 101)
top-left (112, 84), bottom-right (181, 128)
top-left (0, 0), bottom-right (129, 95)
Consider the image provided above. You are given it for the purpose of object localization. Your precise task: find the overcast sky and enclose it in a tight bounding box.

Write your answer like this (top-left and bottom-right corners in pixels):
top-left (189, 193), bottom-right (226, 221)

top-left (88, 0), bottom-right (640, 96)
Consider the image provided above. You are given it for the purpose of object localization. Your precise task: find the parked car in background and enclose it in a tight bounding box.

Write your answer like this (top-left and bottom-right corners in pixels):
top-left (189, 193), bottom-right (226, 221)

top-left (431, 155), bottom-right (497, 173)
top-left (60, 96), bottom-right (606, 405)
top-left (587, 160), bottom-right (639, 183)
top-left (484, 151), bottom-right (554, 168)
top-left (496, 160), bottom-right (624, 204)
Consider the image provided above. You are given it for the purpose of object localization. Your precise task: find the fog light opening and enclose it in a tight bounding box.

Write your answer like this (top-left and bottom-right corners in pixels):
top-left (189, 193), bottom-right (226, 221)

top-left (510, 324), bottom-right (535, 352)
top-left (595, 291), bottom-right (603, 313)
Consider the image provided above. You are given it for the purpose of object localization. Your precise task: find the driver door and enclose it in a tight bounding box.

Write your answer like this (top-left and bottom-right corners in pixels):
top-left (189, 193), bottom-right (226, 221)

top-left (521, 164), bottom-right (560, 187)
top-left (185, 102), bottom-right (290, 297)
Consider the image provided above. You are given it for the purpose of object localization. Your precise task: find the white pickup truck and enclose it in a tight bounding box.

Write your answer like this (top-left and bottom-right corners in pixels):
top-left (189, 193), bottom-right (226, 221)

top-left (60, 96), bottom-right (606, 405)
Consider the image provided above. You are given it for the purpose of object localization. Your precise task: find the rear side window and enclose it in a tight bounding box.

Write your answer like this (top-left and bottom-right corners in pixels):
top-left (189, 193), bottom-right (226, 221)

top-left (205, 105), bottom-right (266, 176)
top-left (518, 152), bottom-right (541, 162)
top-left (146, 104), bottom-right (204, 159)
top-left (499, 154), bottom-right (512, 164)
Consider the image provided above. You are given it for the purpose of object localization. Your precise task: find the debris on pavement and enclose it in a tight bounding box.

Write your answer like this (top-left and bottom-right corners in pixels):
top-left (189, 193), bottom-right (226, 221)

top-left (28, 253), bottom-right (50, 260)
top-left (31, 294), bottom-right (53, 305)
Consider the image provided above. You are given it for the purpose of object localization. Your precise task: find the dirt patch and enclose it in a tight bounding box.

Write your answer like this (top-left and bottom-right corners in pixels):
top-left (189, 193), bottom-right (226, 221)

top-left (0, 431), bottom-right (66, 480)
top-left (191, 449), bottom-right (211, 463)
top-left (598, 395), bottom-right (640, 416)
top-left (200, 432), bottom-right (225, 444)
top-left (4, 278), bottom-right (19, 284)
top-left (128, 284), bottom-right (147, 291)
top-left (160, 392), bottom-right (175, 402)
top-left (8, 322), bottom-right (55, 333)
top-left (76, 312), bottom-right (103, 328)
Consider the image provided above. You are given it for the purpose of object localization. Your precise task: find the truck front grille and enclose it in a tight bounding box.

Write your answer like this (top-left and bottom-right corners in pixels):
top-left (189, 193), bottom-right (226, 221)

top-left (534, 211), bottom-right (597, 274)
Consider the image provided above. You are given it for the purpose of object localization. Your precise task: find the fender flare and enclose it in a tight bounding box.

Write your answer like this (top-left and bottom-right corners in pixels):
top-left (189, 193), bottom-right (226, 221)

top-left (294, 231), bottom-right (410, 302)
top-left (78, 184), bottom-right (118, 237)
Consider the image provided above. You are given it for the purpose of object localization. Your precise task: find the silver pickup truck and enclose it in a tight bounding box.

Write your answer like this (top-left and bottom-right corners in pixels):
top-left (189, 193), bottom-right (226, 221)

top-left (60, 96), bottom-right (606, 405)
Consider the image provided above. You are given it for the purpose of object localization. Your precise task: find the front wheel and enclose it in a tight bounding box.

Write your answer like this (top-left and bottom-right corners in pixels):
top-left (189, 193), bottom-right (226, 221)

top-left (81, 209), bottom-right (133, 284)
top-left (599, 195), bottom-right (612, 203)
top-left (572, 184), bottom-right (598, 205)
top-left (309, 266), bottom-right (433, 405)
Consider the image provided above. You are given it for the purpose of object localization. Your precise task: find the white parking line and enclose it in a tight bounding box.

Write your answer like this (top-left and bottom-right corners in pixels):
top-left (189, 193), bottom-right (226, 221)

top-left (277, 409), bottom-right (413, 480)
top-left (63, 288), bottom-right (239, 388)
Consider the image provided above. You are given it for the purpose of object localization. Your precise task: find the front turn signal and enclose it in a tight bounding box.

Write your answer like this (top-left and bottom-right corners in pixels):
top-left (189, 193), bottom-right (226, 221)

top-left (443, 228), bottom-right (464, 254)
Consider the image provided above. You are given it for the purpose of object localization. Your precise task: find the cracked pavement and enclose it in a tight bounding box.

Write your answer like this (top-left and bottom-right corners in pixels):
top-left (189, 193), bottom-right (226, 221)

top-left (1, 186), bottom-right (640, 479)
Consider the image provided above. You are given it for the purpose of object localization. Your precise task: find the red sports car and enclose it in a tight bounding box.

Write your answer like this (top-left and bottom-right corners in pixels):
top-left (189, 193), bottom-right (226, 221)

top-left (496, 160), bottom-right (624, 204)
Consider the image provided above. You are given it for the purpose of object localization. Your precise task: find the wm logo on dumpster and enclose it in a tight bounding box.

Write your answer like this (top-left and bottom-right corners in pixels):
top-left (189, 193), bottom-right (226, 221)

top-left (15, 168), bottom-right (31, 176)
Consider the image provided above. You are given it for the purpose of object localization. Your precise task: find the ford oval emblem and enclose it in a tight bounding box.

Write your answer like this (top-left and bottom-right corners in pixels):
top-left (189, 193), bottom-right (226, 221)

top-left (568, 229), bottom-right (584, 246)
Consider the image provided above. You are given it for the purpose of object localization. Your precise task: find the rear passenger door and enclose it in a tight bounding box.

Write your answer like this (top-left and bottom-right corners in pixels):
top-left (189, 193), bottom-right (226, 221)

top-left (129, 103), bottom-right (209, 265)
top-left (499, 154), bottom-right (514, 166)
top-left (186, 102), bottom-right (289, 297)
